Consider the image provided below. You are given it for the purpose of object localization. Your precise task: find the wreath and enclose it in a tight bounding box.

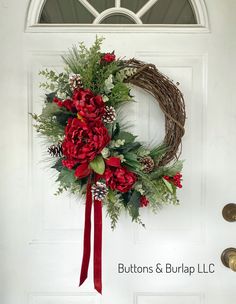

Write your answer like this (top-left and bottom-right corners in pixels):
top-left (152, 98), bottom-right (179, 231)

top-left (32, 37), bottom-right (185, 293)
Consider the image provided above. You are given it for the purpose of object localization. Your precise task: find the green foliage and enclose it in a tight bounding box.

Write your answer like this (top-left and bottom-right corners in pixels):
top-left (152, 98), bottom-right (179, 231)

top-left (163, 160), bottom-right (184, 176)
top-left (104, 190), bottom-right (124, 230)
top-left (31, 103), bottom-right (65, 143)
top-left (89, 155), bottom-right (105, 175)
top-left (114, 131), bottom-right (136, 143)
top-left (51, 158), bottom-right (63, 172)
top-left (115, 67), bottom-right (138, 82)
top-left (93, 61), bottom-right (119, 94)
top-left (127, 190), bottom-right (141, 220)
top-left (111, 122), bottom-right (120, 139)
top-left (62, 37), bottom-right (109, 93)
top-left (39, 69), bottom-right (70, 98)
top-left (162, 177), bottom-right (174, 193)
top-left (56, 167), bottom-right (76, 185)
top-left (109, 82), bottom-right (131, 106)
top-left (63, 37), bottom-right (104, 74)
top-left (149, 160), bottom-right (184, 180)
top-left (55, 167), bottom-right (86, 196)
top-left (119, 142), bottom-right (141, 154)
top-left (149, 144), bottom-right (167, 164)
top-left (123, 152), bottom-right (140, 171)
top-left (127, 193), bottom-right (145, 227)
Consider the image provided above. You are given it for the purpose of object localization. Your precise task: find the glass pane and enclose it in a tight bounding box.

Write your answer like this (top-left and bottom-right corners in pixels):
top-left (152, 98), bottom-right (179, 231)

top-left (39, 0), bottom-right (95, 24)
top-left (100, 14), bottom-right (136, 24)
top-left (88, 0), bottom-right (115, 13)
top-left (121, 0), bottom-right (149, 13)
top-left (141, 0), bottom-right (197, 24)
top-left (39, 0), bottom-right (197, 25)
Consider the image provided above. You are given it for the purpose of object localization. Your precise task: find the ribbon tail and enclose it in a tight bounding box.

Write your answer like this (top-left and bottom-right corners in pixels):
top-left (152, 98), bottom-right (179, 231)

top-left (79, 181), bottom-right (92, 286)
top-left (94, 198), bottom-right (102, 294)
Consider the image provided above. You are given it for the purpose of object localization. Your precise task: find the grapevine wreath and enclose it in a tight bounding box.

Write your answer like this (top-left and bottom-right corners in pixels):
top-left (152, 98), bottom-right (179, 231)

top-left (32, 38), bottom-right (186, 293)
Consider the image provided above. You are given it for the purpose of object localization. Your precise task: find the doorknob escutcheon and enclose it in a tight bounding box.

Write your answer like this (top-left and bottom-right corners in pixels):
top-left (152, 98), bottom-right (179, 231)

top-left (222, 204), bottom-right (236, 222)
top-left (221, 248), bottom-right (236, 272)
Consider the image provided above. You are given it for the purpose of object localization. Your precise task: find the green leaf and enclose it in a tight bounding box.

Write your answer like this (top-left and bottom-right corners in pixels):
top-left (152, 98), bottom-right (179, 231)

top-left (121, 142), bottom-right (141, 153)
top-left (165, 161), bottom-right (184, 176)
top-left (123, 152), bottom-right (140, 170)
top-left (56, 167), bottom-right (76, 185)
top-left (123, 152), bottom-right (138, 162)
top-left (46, 92), bottom-right (57, 103)
top-left (112, 122), bottom-right (120, 138)
top-left (54, 110), bottom-right (76, 126)
top-left (117, 131), bottom-right (136, 144)
top-left (150, 144), bottom-right (167, 158)
top-left (51, 158), bottom-right (63, 172)
top-left (89, 155), bottom-right (105, 175)
top-left (162, 178), bottom-right (173, 193)
top-left (128, 190), bottom-right (141, 221)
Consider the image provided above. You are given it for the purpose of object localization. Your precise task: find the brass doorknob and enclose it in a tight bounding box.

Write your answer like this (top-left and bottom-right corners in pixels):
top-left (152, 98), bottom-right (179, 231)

top-left (222, 204), bottom-right (236, 222)
top-left (221, 248), bottom-right (236, 272)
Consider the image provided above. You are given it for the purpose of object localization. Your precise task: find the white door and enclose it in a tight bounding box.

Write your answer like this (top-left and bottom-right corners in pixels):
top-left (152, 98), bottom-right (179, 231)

top-left (1, 0), bottom-right (236, 303)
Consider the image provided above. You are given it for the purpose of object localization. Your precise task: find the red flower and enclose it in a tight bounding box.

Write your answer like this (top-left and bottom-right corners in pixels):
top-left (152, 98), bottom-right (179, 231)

top-left (74, 162), bottom-right (91, 179)
top-left (163, 173), bottom-right (183, 188)
top-left (54, 89), bottom-right (105, 123)
top-left (72, 89), bottom-right (105, 122)
top-left (103, 157), bottom-right (137, 193)
top-left (102, 53), bottom-right (116, 63)
top-left (140, 196), bottom-right (149, 207)
top-left (53, 97), bottom-right (77, 113)
top-left (62, 118), bottom-right (110, 170)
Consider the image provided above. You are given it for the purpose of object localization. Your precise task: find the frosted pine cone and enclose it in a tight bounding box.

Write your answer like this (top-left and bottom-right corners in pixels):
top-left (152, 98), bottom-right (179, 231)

top-left (48, 142), bottom-right (63, 157)
top-left (140, 156), bottom-right (155, 173)
top-left (91, 182), bottom-right (108, 201)
top-left (69, 73), bottom-right (83, 90)
top-left (103, 105), bottom-right (116, 123)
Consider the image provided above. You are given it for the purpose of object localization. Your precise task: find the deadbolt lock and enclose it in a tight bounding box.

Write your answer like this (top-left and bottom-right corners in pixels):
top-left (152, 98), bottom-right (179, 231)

top-left (222, 204), bottom-right (236, 222)
top-left (221, 248), bottom-right (236, 272)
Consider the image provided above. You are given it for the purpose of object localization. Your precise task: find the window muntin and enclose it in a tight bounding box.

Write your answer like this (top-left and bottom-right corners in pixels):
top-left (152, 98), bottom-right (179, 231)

top-left (39, 0), bottom-right (197, 25)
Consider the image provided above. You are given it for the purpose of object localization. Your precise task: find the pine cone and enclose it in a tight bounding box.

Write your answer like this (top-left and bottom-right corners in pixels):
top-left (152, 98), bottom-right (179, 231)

top-left (91, 182), bottom-right (108, 201)
top-left (69, 73), bottom-right (83, 90)
top-left (140, 156), bottom-right (155, 173)
top-left (103, 106), bottom-right (116, 124)
top-left (48, 142), bottom-right (63, 157)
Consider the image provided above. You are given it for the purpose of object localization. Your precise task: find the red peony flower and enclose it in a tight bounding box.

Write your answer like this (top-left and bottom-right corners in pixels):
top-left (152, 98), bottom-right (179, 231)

top-left (53, 97), bottom-right (77, 113)
top-left (73, 89), bottom-right (105, 122)
top-left (163, 172), bottom-right (183, 188)
top-left (102, 53), bottom-right (116, 63)
top-left (140, 196), bottom-right (149, 207)
top-left (62, 118), bottom-right (110, 170)
top-left (103, 157), bottom-right (137, 193)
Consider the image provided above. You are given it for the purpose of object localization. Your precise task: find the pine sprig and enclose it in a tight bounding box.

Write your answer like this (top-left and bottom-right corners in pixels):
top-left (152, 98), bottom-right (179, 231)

top-left (104, 190), bottom-right (124, 230)
top-left (62, 37), bottom-right (105, 90)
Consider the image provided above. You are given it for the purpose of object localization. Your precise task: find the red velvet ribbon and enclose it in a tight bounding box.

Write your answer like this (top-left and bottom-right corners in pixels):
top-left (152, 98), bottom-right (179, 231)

top-left (79, 157), bottom-right (121, 294)
top-left (79, 178), bottom-right (103, 294)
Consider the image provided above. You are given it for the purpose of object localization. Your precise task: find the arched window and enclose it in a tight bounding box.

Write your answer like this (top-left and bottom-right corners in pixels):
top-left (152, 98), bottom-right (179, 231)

top-left (39, 0), bottom-right (197, 24)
